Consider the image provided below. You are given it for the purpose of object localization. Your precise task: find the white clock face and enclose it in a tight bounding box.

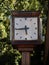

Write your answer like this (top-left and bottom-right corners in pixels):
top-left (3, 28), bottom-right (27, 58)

top-left (14, 17), bottom-right (38, 40)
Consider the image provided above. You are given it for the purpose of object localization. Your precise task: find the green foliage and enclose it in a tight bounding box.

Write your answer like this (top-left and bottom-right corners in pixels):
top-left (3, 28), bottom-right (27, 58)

top-left (0, 42), bottom-right (22, 65)
top-left (0, 22), bottom-right (7, 39)
top-left (14, 0), bottom-right (41, 11)
top-left (0, 0), bottom-right (48, 65)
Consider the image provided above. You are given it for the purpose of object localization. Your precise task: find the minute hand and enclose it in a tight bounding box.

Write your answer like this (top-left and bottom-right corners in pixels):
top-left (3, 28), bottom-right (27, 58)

top-left (15, 28), bottom-right (29, 30)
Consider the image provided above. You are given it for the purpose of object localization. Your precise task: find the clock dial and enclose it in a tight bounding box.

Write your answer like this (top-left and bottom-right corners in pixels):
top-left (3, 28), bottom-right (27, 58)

top-left (16, 23), bottom-right (18, 25)
top-left (25, 18), bottom-right (27, 20)
top-left (14, 17), bottom-right (38, 40)
top-left (30, 36), bottom-right (32, 38)
top-left (30, 19), bottom-right (32, 21)
top-left (16, 33), bottom-right (18, 35)
top-left (25, 38), bottom-right (27, 40)
top-left (20, 36), bottom-right (22, 39)
top-left (20, 19), bottom-right (22, 21)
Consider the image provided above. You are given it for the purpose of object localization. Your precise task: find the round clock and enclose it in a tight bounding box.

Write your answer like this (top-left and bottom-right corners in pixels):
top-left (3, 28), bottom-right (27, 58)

top-left (10, 11), bottom-right (41, 48)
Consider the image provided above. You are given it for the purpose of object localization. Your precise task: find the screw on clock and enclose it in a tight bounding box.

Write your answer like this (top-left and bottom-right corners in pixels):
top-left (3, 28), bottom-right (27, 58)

top-left (30, 19), bottom-right (32, 21)
top-left (20, 36), bottom-right (22, 38)
top-left (20, 19), bottom-right (22, 21)
top-left (30, 36), bottom-right (32, 38)
top-left (16, 33), bottom-right (18, 35)
top-left (25, 38), bottom-right (27, 40)
top-left (16, 23), bottom-right (18, 25)
top-left (34, 23), bottom-right (36, 24)
top-left (25, 18), bottom-right (27, 20)
top-left (35, 27), bottom-right (37, 30)
top-left (34, 32), bottom-right (36, 35)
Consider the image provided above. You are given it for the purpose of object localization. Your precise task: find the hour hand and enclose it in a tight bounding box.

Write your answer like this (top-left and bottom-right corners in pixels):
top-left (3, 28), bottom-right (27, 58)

top-left (25, 25), bottom-right (29, 35)
top-left (25, 29), bottom-right (27, 35)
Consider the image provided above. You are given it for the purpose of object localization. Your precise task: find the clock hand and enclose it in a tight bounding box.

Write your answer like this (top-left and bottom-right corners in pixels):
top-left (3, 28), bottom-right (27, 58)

top-left (15, 25), bottom-right (29, 35)
top-left (15, 28), bottom-right (28, 30)
top-left (25, 25), bottom-right (29, 35)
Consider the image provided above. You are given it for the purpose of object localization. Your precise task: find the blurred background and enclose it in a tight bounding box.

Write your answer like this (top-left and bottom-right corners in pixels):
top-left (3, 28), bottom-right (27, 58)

top-left (0, 0), bottom-right (48, 65)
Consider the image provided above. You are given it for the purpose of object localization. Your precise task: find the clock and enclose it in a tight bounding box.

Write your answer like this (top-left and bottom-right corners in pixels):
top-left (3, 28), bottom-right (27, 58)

top-left (14, 17), bottom-right (38, 40)
top-left (10, 11), bottom-right (41, 46)
top-left (10, 11), bottom-right (42, 65)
